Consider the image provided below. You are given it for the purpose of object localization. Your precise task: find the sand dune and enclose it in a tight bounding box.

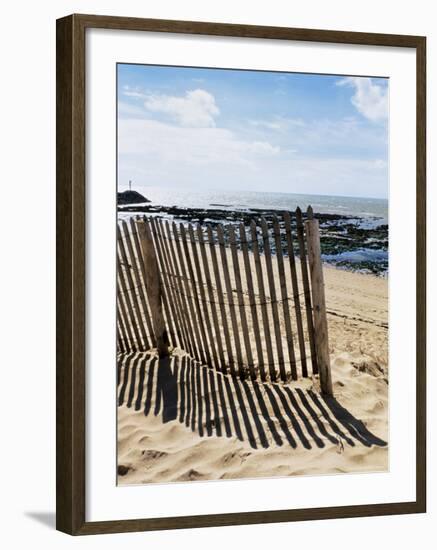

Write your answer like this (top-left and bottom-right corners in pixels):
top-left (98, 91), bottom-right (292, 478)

top-left (117, 267), bottom-right (388, 485)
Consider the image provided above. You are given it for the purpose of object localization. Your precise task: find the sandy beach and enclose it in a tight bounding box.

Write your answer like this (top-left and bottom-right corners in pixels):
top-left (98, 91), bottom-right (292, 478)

top-left (117, 264), bottom-right (388, 485)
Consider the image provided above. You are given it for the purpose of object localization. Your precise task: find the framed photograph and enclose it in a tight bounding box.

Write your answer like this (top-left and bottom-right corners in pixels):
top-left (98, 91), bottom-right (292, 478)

top-left (56, 14), bottom-right (426, 535)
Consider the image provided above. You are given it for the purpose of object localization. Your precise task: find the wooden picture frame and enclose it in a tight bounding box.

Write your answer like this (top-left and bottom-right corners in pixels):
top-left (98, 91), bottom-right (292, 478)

top-left (56, 13), bottom-right (426, 535)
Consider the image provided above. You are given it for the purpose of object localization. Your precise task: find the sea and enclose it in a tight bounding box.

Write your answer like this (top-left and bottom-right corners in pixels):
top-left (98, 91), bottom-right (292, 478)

top-left (128, 186), bottom-right (388, 224)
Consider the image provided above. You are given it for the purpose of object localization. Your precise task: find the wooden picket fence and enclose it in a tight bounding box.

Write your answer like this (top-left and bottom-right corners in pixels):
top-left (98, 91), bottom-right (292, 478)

top-left (116, 207), bottom-right (333, 395)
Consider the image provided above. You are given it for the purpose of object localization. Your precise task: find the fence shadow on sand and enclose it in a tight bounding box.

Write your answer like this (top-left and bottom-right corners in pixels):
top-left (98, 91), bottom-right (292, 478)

top-left (117, 352), bottom-right (387, 451)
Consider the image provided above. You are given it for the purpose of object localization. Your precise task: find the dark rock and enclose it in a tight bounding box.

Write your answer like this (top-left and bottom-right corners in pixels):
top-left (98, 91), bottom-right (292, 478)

top-left (117, 190), bottom-right (150, 205)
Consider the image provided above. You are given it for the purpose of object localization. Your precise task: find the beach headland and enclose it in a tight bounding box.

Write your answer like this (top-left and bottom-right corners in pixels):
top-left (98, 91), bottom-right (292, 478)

top-left (117, 189), bottom-right (151, 205)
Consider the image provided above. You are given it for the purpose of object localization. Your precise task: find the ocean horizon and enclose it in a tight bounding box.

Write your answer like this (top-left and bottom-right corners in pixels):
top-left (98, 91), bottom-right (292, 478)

top-left (121, 185), bottom-right (388, 224)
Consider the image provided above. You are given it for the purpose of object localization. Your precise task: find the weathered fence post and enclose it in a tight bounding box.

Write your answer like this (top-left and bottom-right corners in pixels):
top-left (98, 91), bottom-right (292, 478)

top-left (136, 217), bottom-right (169, 357)
top-left (305, 210), bottom-right (333, 396)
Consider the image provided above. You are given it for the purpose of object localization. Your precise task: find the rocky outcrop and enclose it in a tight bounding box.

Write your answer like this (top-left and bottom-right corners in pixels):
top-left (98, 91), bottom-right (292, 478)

top-left (117, 190), bottom-right (150, 205)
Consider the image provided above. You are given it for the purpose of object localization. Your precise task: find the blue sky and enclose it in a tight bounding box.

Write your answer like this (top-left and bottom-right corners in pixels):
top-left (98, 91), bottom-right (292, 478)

top-left (117, 64), bottom-right (388, 199)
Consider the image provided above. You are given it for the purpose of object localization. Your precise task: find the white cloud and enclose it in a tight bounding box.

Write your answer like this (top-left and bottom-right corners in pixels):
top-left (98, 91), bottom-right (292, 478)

top-left (143, 89), bottom-right (220, 127)
top-left (122, 85), bottom-right (147, 99)
top-left (118, 101), bottom-right (146, 118)
top-left (249, 117), bottom-right (306, 131)
top-left (337, 77), bottom-right (388, 122)
top-left (250, 119), bottom-right (282, 130)
top-left (123, 90), bottom-right (146, 99)
top-left (119, 118), bottom-right (279, 166)
top-left (118, 117), bottom-right (387, 198)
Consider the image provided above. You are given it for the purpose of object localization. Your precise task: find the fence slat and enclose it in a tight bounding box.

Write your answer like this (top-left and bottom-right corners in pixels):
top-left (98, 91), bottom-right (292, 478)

top-left (188, 224), bottom-right (220, 369)
top-left (116, 302), bottom-right (130, 352)
top-left (305, 216), bottom-right (333, 396)
top-left (197, 225), bottom-right (227, 371)
top-left (207, 225), bottom-right (233, 374)
top-left (117, 225), bottom-right (149, 349)
top-left (116, 308), bottom-right (128, 352)
top-left (149, 217), bottom-right (177, 347)
top-left (239, 223), bottom-right (264, 380)
top-left (273, 215), bottom-right (297, 380)
top-left (295, 207), bottom-right (317, 376)
top-left (149, 217), bottom-right (181, 349)
top-left (228, 225), bottom-right (255, 379)
top-left (117, 245), bottom-right (143, 350)
top-left (120, 221), bottom-right (152, 349)
top-left (154, 218), bottom-right (191, 353)
top-left (116, 317), bottom-right (126, 353)
top-left (172, 222), bottom-right (206, 364)
top-left (250, 220), bottom-right (275, 382)
top-left (283, 211), bottom-right (308, 377)
top-left (116, 280), bottom-right (136, 351)
top-left (260, 217), bottom-right (286, 381)
top-left (180, 223), bottom-right (212, 366)
top-left (136, 218), bottom-right (169, 356)
top-left (164, 221), bottom-right (199, 360)
top-left (128, 217), bottom-right (156, 346)
top-left (217, 224), bottom-right (243, 377)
